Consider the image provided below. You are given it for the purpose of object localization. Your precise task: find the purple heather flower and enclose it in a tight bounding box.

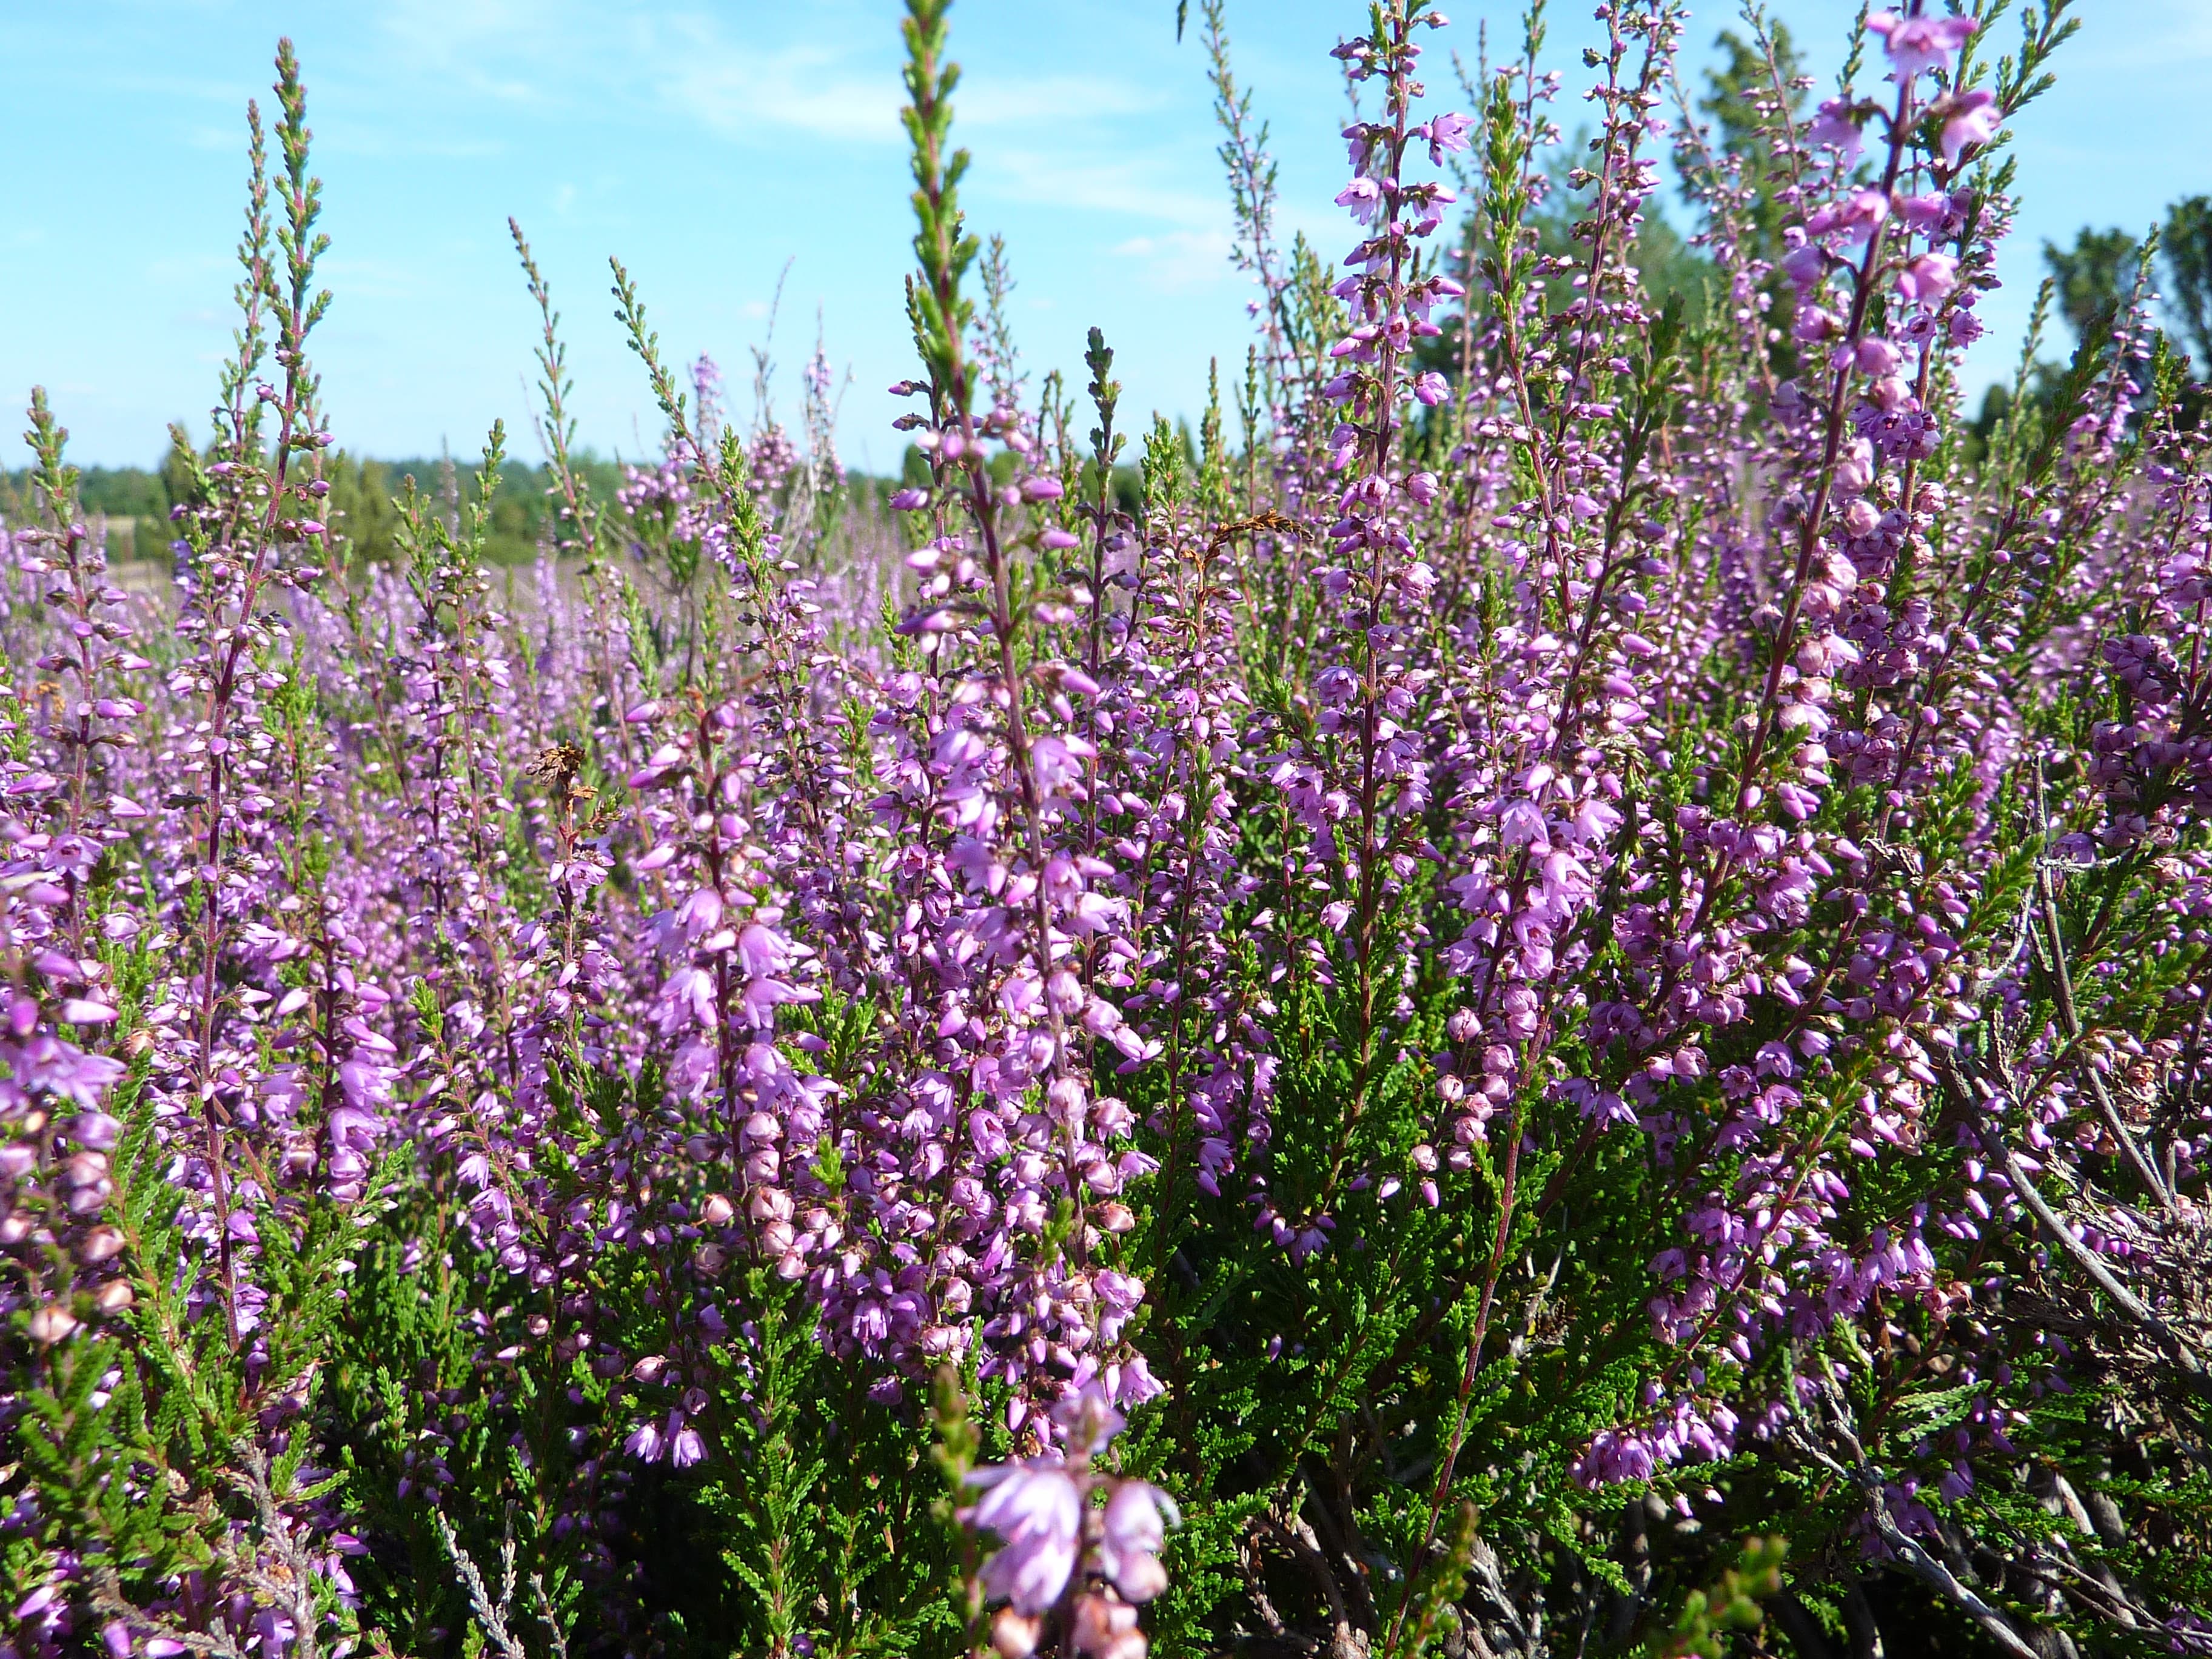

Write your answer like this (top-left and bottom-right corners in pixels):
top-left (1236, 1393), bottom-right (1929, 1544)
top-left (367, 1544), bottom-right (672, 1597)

top-left (1852, 337), bottom-right (1903, 376)
top-left (1897, 252), bottom-right (1959, 302)
top-left (1335, 176), bottom-right (1384, 226)
top-left (1894, 191), bottom-right (1951, 233)
top-left (1426, 110), bottom-right (1473, 164)
top-left (1781, 243), bottom-right (1826, 292)
top-left (967, 1458), bottom-right (1084, 1614)
top-left (1095, 1479), bottom-right (1179, 1601)
top-left (1050, 1382), bottom-right (1127, 1452)
top-left (1806, 97), bottom-right (1864, 161)
top-left (1939, 89), bottom-right (1999, 166)
top-left (669, 1421), bottom-right (706, 1467)
top-left (1825, 188), bottom-right (1891, 247)
top-left (1867, 10), bottom-right (1977, 80)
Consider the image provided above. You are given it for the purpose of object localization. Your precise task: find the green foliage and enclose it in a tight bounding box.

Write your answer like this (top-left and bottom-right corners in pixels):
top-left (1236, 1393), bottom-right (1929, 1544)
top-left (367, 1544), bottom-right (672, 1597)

top-left (2163, 194), bottom-right (2212, 372)
top-left (0, 449), bottom-right (631, 567)
top-left (2043, 225), bottom-right (2140, 345)
top-left (1652, 1537), bottom-right (1786, 1659)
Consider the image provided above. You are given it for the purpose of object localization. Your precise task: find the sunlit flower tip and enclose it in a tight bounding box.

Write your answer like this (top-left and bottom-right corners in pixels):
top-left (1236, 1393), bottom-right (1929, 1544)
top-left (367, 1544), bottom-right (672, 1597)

top-left (1867, 10), bottom-right (1976, 79)
top-left (1071, 1593), bottom-right (1146, 1659)
top-left (888, 487), bottom-right (928, 510)
top-left (1405, 471), bottom-right (1439, 505)
top-left (1019, 475), bottom-right (1065, 501)
top-left (1041, 528), bottom-right (1082, 549)
top-left (60, 999), bottom-right (116, 1025)
top-left (623, 700), bottom-right (662, 723)
top-left (1412, 371), bottom-right (1450, 406)
top-left (991, 1610), bottom-right (1044, 1659)
top-left (27, 1304), bottom-right (80, 1344)
top-left (1938, 89), bottom-right (1998, 167)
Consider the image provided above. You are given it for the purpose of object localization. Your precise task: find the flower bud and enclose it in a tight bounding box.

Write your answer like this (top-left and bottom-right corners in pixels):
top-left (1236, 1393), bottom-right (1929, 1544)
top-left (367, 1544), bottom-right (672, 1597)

top-left (27, 1304), bottom-right (79, 1344)
top-left (991, 1610), bottom-right (1043, 1659)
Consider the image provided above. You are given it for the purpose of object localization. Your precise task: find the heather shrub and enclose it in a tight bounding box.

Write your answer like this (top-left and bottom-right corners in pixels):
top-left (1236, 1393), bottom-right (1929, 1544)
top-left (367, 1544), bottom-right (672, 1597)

top-left (4, 2), bottom-right (2210, 1657)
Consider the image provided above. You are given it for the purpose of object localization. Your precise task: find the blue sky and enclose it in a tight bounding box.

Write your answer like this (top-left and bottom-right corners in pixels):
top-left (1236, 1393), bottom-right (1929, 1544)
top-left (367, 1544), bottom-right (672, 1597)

top-left (4, 1), bottom-right (2208, 472)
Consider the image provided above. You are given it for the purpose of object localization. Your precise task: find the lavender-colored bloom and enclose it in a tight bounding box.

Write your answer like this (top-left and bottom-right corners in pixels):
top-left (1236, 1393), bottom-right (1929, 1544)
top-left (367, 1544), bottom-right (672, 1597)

top-left (1806, 96), bottom-right (1863, 161)
top-left (1897, 252), bottom-right (1959, 302)
top-left (1867, 10), bottom-right (1977, 79)
top-left (1820, 187), bottom-right (1891, 247)
top-left (1094, 1479), bottom-right (1178, 1602)
top-left (1334, 176), bottom-right (1384, 226)
top-left (1426, 110), bottom-right (1473, 164)
top-left (1939, 88), bottom-right (1999, 166)
top-left (967, 1458), bottom-right (1084, 1614)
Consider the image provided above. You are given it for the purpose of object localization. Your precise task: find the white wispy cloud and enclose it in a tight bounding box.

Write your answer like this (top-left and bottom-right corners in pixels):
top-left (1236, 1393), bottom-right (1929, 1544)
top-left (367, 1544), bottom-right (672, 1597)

top-left (1110, 227), bottom-right (1236, 291)
top-left (366, 0), bottom-right (1179, 159)
top-left (652, 32), bottom-right (905, 142)
top-left (984, 150), bottom-right (1225, 228)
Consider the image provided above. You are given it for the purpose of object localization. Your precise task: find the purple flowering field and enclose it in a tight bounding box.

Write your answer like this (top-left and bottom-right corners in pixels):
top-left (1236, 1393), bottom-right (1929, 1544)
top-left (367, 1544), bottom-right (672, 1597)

top-left (4, 2), bottom-right (2211, 1657)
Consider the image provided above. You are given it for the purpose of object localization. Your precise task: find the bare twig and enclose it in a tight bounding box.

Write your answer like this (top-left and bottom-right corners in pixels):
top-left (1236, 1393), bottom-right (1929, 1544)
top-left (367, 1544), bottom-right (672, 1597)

top-left (1791, 1390), bottom-right (2039, 1659)
top-left (2028, 768), bottom-right (2173, 1208)
top-left (431, 1509), bottom-right (530, 1659)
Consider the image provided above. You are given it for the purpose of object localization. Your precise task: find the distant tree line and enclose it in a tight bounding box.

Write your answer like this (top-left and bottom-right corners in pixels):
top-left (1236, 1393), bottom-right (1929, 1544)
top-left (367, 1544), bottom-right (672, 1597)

top-left (1975, 197), bottom-right (2212, 444)
top-left (0, 448), bottom-right (638, 566)
top-left (1, 446), bottom-right (914, 567)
